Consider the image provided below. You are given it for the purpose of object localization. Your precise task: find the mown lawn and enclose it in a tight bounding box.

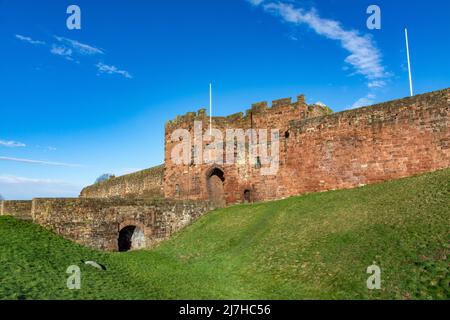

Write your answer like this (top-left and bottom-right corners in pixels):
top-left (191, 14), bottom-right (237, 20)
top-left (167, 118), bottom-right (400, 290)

top-left (0, 169), bottom-right (449, 300)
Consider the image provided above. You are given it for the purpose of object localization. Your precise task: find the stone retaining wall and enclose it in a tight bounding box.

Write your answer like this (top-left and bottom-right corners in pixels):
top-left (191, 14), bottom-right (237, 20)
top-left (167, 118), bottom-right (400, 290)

top-left (31, 198), bottom-right (214, 251)
top-left (0, 200), bottom-right (33, 220)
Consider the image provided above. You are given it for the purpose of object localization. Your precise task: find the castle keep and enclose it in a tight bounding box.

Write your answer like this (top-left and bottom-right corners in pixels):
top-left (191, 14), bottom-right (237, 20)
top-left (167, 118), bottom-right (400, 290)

top-left (2, 88), bottom-right (449, 251)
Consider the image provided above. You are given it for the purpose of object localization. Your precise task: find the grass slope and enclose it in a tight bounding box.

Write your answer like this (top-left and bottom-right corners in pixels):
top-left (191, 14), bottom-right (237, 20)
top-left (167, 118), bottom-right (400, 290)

top-left (0, 169), bottom-right (449, 300)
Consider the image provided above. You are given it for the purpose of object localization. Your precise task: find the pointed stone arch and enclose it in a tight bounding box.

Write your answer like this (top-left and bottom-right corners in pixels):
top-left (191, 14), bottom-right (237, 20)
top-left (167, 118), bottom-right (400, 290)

top-left (206, 167), bottom-right (225, 207)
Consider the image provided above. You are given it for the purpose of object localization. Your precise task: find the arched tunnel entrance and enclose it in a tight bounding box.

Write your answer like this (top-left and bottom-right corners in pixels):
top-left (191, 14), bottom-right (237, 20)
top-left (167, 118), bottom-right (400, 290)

top-left (207, 167), bottom-right (225, 207)
top-left (118, 225), bottom-right (146, 252)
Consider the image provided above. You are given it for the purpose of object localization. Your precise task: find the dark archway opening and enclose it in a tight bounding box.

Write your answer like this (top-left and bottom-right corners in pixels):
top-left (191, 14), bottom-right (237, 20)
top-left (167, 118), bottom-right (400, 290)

top-left (207, 168), bottom-right (225, 207)
top-left (244, 189), bottom-right (251, 203)
top-left (118, 226), bottom-right (136, 252)
top-left (208, 168), bottom-right (225, 182)
top-left (118, 225), bottom-right (145, 252)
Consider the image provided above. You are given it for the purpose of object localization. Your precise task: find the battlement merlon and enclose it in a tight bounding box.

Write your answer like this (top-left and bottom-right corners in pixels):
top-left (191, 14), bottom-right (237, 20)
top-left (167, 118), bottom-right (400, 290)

top-left (165, 94), bottom-right (330, 129)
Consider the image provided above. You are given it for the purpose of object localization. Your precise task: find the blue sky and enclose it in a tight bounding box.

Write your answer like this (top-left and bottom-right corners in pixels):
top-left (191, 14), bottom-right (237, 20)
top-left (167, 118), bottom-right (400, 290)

top-left (1, 0), bottom-right (449, 199)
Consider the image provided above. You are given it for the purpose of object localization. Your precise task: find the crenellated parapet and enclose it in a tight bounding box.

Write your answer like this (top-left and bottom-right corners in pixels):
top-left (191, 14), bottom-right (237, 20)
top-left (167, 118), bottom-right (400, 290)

top-left (165, 93), bottom-right (330, 131)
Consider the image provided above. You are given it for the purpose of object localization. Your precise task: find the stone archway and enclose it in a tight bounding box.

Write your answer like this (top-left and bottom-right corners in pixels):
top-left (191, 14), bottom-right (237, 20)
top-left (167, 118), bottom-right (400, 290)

top-left (206, 167), bottom-right (225, 207)
top-left (118, 225), bottom-right (145, 252)
top-left (243, 189), bottom-right (251, 203)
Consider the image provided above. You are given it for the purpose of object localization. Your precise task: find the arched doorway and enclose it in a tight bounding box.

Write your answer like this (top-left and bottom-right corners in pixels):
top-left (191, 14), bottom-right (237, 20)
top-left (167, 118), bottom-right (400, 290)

top-left (118, 225), bottom-right (145, 252)
top-left (207, 167), bottom-right (225, 207)
top-left (243, 189), bottom-right (251, 203)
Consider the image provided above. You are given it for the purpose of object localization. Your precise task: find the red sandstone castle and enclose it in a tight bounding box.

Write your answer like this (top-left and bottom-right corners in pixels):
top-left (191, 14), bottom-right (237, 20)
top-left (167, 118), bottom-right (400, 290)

top-left (83, 88), bottom-right (450, 206)
top-left (2, 88), bottom-right (449, 251)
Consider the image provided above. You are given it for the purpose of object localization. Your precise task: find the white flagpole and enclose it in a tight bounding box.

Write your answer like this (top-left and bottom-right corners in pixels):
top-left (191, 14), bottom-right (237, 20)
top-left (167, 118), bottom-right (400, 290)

top-left (209, 82), bottom-right (212, 135)
top-left (405, 28), bottom-right (414, 97)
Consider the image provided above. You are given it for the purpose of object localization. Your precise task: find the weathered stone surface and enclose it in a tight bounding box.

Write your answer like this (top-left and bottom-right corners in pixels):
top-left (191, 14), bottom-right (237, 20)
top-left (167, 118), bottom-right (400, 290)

top-left (31, 198), bottom-right (214, 251)
top-left (80, 165), bottom-right (164, 200)
top-left (164, 88), bottom-right (450, 204)
top-left (0, 200), bottom-right (32, 220)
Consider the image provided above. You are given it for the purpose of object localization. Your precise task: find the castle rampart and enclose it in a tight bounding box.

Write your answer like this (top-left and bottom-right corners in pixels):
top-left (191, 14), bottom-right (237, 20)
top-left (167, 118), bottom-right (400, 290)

top-left (80, 165), bottom-right (164, 200)
top-left (164, 88), bottom-right (449, 204)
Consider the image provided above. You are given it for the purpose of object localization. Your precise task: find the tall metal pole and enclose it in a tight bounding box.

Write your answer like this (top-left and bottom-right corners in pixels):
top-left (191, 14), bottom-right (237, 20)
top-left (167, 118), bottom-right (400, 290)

top-left (209, 82), bottom-right (212, 135)
top-left (405, 28), bottom-right (414, 97)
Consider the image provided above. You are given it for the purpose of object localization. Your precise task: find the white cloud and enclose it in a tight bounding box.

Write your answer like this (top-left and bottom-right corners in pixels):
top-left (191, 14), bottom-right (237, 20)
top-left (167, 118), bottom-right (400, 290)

top-left (248, 0), bottom-right (264, 5)
top-left (246, 1), bottom-right (389, 88)
top-left (50, 45), bottom-right (73, 57)
top-left (36, 145), bottom-right (57, 152)
top-left (49, 45), bottom-right (78, 63)
top-left (54, 36), bottom-right (104, 55)
top-left (0, 175), bottom-right (65, 185)
top-left (368, 80), bottom-right (386, 88)
top-left (0, 140), bottom-right (26, 148)
top-left (15, 34), bottom-right (46, 45)
top-left (0, 175), bottom-right (82, 200)
top-left (0, 156), bottom-right (82, 167)
top-left (96, 62), bottom-right (133, 79)
top-left (15, 34), bottom-right (131, 77)
top-left (351, 93), bottom-right (376, 109)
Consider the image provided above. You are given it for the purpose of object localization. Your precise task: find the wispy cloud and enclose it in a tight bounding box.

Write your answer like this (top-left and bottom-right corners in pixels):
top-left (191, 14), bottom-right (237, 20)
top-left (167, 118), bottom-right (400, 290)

top-left (0, 140), bottom-right (26, 148)
top-left (0, 175), bottom-right (67, 185)
top-left (351, 93), bottom-right (376, 109)
top-left (14, 33), bottom-right (132, 79)
top-left (15, 34), bottom-right (46, 45)
top-left (54, 36), bottom-right (104, 55)
top-left (0, 175), bottom-right (82, 200)
top-left (50, 44), bottom-right (76, 62)
top-left (246, 1), bottom-right (389, 88)
top-left (248, 0), bottom-right (264, 5)
top-left (96, 62), bottom-right (133, 79)
top-left (368, 80), bottom-right (386, 88)
top-left (36, 145), bottom-right (57, 152)
top-left (0, 156), bottom-right (82, 167)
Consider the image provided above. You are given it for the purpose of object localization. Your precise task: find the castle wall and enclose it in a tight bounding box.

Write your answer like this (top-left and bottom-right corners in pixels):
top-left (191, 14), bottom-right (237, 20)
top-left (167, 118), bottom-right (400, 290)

top-left (271, 88), bottom-right (450, 198)
top-left (164, 88), bottom-right (450, 204)
top-left (0, 200), bottom-right (33, 220)
top-left (31, 198), bottom-right (214, 251)
top-left (80, 165), bottom-right (164, 200)
top-left (164, 95), bottom-right (332, 203)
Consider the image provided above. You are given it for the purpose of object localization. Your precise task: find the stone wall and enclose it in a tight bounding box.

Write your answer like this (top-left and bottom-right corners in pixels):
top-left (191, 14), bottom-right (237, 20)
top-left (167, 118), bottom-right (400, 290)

top-left (231, 88), bottom-right (450, 201)
top-left (164, 95), bottom-right (332, 203)
top-left (0, 200), bottom-right (32, 220)
top-left (273, 88), bottom-right (449, 198)
top-left (164, 88), bottom-right (450, 204)
top-left (31, 198), bottom-right (214, 251)
top-left (80, 165), bottom-right (164, 200)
